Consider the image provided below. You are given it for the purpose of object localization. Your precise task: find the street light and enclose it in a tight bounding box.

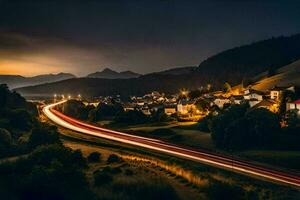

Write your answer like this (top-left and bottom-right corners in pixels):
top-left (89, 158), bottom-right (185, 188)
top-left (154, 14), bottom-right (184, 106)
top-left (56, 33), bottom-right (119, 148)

top-left (68, 95), bottom-right (71, 100)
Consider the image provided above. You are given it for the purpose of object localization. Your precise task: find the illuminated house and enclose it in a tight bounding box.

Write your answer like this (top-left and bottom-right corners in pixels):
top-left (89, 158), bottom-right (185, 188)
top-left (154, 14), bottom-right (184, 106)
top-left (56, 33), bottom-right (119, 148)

top-left (177, 100), bottom-right (196, 114)
top-left (286, 99), bottom-right (300, 116)
top-left (270, 86), bottom-right (295, 101)
top-left (243, 89), bottom-right (264, 101)
top-left (213, 97), bottom-right (230, 108)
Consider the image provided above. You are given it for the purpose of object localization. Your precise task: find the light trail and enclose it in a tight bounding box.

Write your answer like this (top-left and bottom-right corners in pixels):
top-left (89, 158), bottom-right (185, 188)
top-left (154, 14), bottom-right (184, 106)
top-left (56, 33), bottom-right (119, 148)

top-left (43, 101), bottom-right (300, 188)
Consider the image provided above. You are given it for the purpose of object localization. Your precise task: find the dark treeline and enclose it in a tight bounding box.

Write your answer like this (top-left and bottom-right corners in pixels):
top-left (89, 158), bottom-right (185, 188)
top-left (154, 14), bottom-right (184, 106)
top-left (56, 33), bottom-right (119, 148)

top-left (198, 103), bottom-right (300, 151)
top-left (58, 99), bottom-right (173, 126)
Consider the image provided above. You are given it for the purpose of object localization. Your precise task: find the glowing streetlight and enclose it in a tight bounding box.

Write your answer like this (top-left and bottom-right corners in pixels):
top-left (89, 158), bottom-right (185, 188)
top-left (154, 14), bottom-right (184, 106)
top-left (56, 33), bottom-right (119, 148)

top-left (68, 95), bottom-right (71, 100)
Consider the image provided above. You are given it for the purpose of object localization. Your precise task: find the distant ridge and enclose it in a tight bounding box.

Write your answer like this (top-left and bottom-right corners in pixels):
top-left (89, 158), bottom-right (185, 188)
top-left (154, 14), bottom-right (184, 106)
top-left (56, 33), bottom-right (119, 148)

top-left (87, 68), bottom-right (140, 79)
top-left (16, 33), bottom-right (300, 97)
top-left (152, 66), bottom-right (197, 75)
top-left (0, 73), bottom-right (76, 89)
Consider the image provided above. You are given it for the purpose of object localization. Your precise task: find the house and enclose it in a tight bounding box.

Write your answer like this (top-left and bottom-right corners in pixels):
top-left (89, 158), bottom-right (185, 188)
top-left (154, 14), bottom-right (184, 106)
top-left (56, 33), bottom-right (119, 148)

top-left (243, 89), bottom-right (264, 101)
top-left (251, 99), bottom-right (278, 113)
top-left (177, 100), bottom-right (196, 115)
top-left (213, 97), bottom-right (230, 108)
top-left (164, 105), bottom-right (177, 115)
top-left (248, 98), bottom-right (261, 107)
top-left (270, 86), bottom-right (295, 101)
top-left (230, 95), bottom-right (244, 104)
top-left (286, 99), bottom-right (300, 116)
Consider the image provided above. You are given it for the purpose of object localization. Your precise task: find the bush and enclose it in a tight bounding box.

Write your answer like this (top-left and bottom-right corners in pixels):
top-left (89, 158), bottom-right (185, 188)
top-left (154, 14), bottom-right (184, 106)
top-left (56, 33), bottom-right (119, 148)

top-left (93, 170), bottom-right (113, 186)
top-left (0, 128), bottom-right (12, 157)
top-left (207, 181), bottom-right (245, 200)
top-left (111, 178), bottom-right (179, 200)
top-left (0, 128), bottom-right (12, 147)
top-left (125, 169), bottom-right (134, 176)
top-left (28, 124), bottom-right (61, 149)
top-left (103, 166), bottom-right (122, 174)
top-left (107, 154), bottom-right (122, 164)
top-left (0, 144), bottom-right (93, 200)
top-left (87, 152), bottom-right (101, 162)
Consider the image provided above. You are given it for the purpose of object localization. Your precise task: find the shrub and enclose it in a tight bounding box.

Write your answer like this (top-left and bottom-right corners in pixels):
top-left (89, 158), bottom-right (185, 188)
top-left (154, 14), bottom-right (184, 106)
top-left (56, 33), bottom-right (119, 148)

top-left (107, 154), bottom-right (122, 164)
top-left (125, 169), bottom-right (134, 176)
top-left (87, 152), bottom-right (101, 162)
top-left (207, 181), bottom-right (245, 200)
top-left (103, 166), bottom-right (122, 174)
top-left (93, 170), bottom-right (113, 186)
top-left (28, 124), bottom-right (61, 149)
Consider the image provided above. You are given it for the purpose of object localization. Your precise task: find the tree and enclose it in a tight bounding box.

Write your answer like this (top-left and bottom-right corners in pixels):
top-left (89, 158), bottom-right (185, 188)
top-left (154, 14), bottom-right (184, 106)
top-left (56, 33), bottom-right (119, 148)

top-left (87, 152), bottom-right (101, 162)
top-left (286, 109), bottom-right (300, 127)
top-left (278, 90), bottom-right (294, 117)
top-left (90, 102), bottom-right (124, 121)
top-left (8, 109), bottom-right (33, 131)
top-left (223, 82), bottom-right (231, 93)
top-left (245, 108), bottom-right (281, 147)
top-left (224, 118), bottom-right (250, 150)
top-left (107, 154), bottom-right (122, 164)
top-left (0, 128), bottom-right (12, 157)
top-left (210, 104), bottom-right (249, 148)
top-left (115, 110), bottom-right (148, 125)
top-left (195, 99), bottom-right (210, 113)
top-left (188, 89), bottom-right (201, 99)
top-left (0, 128), bottom-right (12, 147)
top-left (28, 124), bottom-right (61, 149)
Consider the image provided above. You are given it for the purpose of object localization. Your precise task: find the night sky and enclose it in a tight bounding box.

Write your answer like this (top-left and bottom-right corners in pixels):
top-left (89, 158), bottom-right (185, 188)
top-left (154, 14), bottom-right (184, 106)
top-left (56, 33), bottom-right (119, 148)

top-left (0, 0), bottom-right (300, 76)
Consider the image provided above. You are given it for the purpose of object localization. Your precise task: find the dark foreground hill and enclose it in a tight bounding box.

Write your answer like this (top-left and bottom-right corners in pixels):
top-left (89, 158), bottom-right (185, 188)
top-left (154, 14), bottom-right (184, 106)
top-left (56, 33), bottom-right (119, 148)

top-left (16, 34), bottom-right (300, 97)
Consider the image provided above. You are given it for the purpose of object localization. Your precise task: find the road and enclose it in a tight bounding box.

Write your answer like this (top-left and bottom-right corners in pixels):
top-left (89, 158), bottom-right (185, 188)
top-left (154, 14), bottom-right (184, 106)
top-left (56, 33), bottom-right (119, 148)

top-left (43, 101), bottom-right (300, 188)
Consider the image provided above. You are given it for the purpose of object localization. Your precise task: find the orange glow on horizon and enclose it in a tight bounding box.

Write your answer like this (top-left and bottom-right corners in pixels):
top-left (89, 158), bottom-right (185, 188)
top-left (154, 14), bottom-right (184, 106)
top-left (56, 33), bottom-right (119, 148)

top-left (0, 58), bottom-right (64, 76)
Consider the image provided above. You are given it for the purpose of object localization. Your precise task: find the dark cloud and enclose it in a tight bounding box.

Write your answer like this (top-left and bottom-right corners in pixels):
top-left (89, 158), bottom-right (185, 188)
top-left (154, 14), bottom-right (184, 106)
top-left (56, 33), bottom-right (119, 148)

top-left (0, 0), bottom-right (300, 75)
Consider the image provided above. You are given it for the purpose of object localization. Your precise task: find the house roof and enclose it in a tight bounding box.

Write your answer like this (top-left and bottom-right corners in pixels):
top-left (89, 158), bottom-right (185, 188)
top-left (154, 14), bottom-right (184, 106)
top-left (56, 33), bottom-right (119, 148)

top-left (270, 85), bottom-right (294, 91)
top-left (293, 99), bottom-right (300, 104)
top-left (251, 99), bottom-right (276, 109)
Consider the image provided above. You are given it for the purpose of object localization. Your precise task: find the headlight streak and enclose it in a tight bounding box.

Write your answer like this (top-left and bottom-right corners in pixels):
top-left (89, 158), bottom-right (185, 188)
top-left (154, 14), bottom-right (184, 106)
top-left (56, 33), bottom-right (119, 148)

top-left (43, 101), bottom-right (300, 188)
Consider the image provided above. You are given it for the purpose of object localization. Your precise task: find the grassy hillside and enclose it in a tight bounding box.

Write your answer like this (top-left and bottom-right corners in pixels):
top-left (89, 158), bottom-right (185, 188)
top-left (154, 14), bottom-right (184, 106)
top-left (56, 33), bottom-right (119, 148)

top-left (253, 59), bottom-right (300, 91)
top-left (198, 34), bottom-right (300, 81)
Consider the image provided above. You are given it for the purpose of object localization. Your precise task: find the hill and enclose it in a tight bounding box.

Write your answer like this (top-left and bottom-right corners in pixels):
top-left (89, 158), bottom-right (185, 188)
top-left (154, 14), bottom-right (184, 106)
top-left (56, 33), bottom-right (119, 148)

top-left (15, 73), bottom-right (205, 97)
top-left (153, 66), bottom-right (197, 75)
top-left (87, 68), bottom-right (140, 79)
top-left (0, 73), bottom-right (76, 89)
top-left (197, 33), bottom-right (300, 82)
top-left (252, 59), bottom-right (300, 91)
top-left (16, 34), bottom-right (300, 97)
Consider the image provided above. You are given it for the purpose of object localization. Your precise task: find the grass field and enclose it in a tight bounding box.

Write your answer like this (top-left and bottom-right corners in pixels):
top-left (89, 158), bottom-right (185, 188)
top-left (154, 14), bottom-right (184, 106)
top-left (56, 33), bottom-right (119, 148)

top-left (237, 150), bottom-right (300, 172)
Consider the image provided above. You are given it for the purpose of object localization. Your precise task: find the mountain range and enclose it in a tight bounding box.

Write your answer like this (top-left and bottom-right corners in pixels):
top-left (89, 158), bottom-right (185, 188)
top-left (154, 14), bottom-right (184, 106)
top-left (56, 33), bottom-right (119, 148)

top-left (87, 68), bottom-right (141, 79)
top-left (13, 33), bottom-right (300, 97)
top-left (0, 73), bottom-right (76, 89)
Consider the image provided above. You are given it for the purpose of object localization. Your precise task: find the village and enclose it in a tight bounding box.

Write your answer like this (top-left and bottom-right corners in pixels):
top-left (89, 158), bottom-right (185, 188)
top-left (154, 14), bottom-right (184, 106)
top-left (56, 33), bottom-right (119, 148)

top-left (79, 83), bottom-right (300, 123)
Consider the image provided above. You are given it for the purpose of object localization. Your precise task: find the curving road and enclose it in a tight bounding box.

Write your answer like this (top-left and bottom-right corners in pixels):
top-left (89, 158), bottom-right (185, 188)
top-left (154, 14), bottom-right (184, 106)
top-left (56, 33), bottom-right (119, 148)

top-left (43, 101), bottom-right (300, 188)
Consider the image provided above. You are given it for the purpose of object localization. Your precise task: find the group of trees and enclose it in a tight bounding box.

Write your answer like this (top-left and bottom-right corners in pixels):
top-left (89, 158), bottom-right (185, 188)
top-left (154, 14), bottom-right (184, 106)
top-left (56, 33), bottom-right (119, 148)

top-left (199, 103), bottom-right (282, 150)
top-left (0, 84), bottom-right (99, 200)
top-left (199, 101), bottom-right (300, 151)
top-left (61, 100), bottom-right (172, 126)
top-left (0, 144), bottom-right (93, 200)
